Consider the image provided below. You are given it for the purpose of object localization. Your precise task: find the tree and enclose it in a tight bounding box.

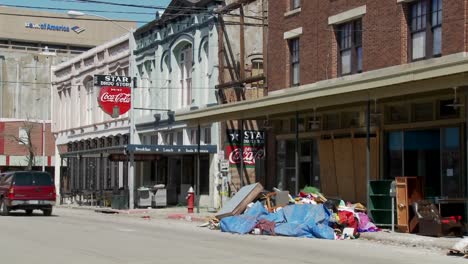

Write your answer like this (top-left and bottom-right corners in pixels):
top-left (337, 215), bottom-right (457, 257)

top-left (2, 120), bottom-right (37, 171)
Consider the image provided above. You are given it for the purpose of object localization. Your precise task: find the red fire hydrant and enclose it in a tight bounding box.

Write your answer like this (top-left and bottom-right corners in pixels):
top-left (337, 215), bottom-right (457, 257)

top-left (186, 186), bottom-right (194, 214)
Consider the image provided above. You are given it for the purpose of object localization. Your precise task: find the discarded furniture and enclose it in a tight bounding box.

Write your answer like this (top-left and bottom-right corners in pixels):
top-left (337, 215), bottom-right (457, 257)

top-left (136, 187), bottom-right (152, 208)
top-left (396, 176), bottom-right (423, 233)
top-left (434, 197), bottom-right (468, 216)
top-left (111, 189), bottom-right (129, 210)
top-left (368, 180), bottom-right (394, 227)
top-left (264, 191), bottom-right (290, 212)
top-left (152, 184), bottom-right (167, 207)
top-left (412, 200), bottom-right (464, 237)
top-left (215, 183), bottom-right (264, 219)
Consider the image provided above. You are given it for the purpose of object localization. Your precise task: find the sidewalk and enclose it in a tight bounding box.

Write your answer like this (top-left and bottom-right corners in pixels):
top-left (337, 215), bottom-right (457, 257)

top-left (361, 230), bottom-right (462, 252)
top-left (57, 204), bottom-right (462, 252)
top-left (56, 204), bottom-right (214, 222)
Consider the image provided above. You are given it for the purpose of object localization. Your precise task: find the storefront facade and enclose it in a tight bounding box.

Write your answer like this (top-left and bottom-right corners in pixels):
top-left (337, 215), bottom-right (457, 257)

top-left (177, 0), bottom-right (468, 222)
top-left (131, 0), bottom-right (223, 208)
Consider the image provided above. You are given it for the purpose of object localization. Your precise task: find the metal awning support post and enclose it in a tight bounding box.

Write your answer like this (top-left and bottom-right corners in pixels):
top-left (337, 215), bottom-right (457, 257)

top-left (197, 123), bottom-right (201, 214)
top-left (366, 99), bottom-right (371, 211)
top-left (295, 111), bottom-right (299, 195)
top-left (60, 157), bottom-right (64, 204)
top-left (240, 119), bottom-right (244, 187)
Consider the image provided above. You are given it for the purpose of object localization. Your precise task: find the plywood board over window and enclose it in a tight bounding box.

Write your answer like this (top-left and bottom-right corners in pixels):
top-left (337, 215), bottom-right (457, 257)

top-left (353, 137), bottom-right (379, 203)
top-left (318, 140), bottom-right (338, 197)
top-left (333, 138), bottom-right (356, 202)
top-left (318, 133), bottom-right (380, 203)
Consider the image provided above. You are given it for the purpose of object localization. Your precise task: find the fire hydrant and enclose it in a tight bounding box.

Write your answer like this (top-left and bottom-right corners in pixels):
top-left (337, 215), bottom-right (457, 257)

top-left (186, 186), bottom-right (194, 214)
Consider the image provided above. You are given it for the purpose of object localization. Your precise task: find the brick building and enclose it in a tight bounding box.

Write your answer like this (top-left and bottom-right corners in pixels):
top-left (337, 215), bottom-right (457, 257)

top-left (178, 0), bottom-right (468, 223)
top-left (0, 120), bottom-right (54, 171)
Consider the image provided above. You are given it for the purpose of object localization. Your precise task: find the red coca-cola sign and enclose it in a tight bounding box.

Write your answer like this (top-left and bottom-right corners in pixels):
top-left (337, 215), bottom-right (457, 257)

top-left (98, 86), bottom-right (131, 117)
top-left (226, 146), bottom-right (265, 165)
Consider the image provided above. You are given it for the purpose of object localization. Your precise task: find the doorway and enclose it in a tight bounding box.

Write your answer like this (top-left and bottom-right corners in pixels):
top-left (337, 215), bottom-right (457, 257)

top-left (385, 127), bottom-right (463, 198)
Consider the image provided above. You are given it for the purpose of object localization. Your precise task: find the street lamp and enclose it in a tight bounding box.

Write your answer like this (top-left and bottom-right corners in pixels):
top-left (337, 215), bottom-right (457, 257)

top-left (67, 10), bottom-right (137, 209)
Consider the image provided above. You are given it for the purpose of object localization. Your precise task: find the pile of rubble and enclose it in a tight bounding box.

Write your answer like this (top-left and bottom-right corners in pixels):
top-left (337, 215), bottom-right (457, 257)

top-left (206, 183), bottom-right (379, 240)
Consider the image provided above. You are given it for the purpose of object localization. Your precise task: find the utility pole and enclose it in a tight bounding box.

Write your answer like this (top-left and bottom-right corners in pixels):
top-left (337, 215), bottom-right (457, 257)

top-left (239, 4), bottom-right (245, 80)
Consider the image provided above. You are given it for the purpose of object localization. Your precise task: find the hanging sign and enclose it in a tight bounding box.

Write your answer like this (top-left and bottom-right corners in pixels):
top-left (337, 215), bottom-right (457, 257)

top-left (94, 75), bottom-right (132, 117)
top-left (226, 146), bottom-right (265, 166)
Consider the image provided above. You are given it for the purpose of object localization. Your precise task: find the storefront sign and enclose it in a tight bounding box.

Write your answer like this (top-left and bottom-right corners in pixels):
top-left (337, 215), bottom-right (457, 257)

top-left (126, 144), bottom-right (218, 154)
top-left (227, 129), bottom-right (265, 145)
top-left (94, 75), bottom-right (132, 87)
top-left (98, 86), bottom-right (131, 117)
top-left (24, 22), bottom-right (85, 34)
top-left (95, 75), bottom-right (132, 117)
top-left (109, 154), bottom-right (161, 162)
top-left (226, 146), bottom-right (265, 165)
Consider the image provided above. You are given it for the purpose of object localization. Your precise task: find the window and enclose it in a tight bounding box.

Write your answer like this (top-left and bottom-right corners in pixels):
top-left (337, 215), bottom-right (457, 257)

top-left (410, 0), bottom-right (442, 60)
top-left (338, 19), bottom-right (362, 75)
top-left (190, 129), bottom-right (198, 145)
top-left (84, 78), bottom-right (94, 123)
top-left (289, 38), bottom-right (300, 86)
top-left (179, 44), bottom-right (193, 106)
top-left (150, 134), bottom-right (158, 145)
top-left (432, 0), bottom-right (442, 55)
top-left (18, 127), bottom-right (29, 145)
top-left (291, 0), bottom-right (300, 9)
top-left (177, 131), bottom-right (183, 145)
top-left (204, 127), bottom-right (211, 144)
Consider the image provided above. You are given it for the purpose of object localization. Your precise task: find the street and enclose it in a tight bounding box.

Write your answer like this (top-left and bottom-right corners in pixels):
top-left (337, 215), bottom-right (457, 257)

top-left (0, 207), bottom-right (465, 264)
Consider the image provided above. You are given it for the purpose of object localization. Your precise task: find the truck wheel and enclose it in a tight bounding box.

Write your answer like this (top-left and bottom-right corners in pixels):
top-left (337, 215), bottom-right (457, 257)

top-left (0, 199), bottom-right (9, 216)
top-left (42, 208), bottom-right (52, 216)
top-left (25, 209), bottom-right (33, 216)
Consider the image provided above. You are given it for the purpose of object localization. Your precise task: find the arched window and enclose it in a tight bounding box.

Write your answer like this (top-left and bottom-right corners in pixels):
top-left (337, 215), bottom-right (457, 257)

top-left (178, 44), bottom-right (193, 107)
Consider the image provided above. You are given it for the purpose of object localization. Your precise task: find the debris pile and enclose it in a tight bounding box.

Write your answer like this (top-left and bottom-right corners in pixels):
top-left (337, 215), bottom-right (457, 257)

top-left (209, 183), bottom-right (380, 240)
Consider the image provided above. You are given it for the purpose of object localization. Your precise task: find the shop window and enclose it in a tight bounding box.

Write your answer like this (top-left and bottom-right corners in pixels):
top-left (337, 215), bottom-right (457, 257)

top-left (384, 104), bottom-right (409, 124)
top-left (438, 99), bottom-right (460, 119)
top-left (290, 118), bottom-right (305, 132)
top-left (412, 102), bottom-right (434, 122)
top-left (341, 111), bottom-right (360, 128)
top-left (323, 113), bottom-right (340, 130)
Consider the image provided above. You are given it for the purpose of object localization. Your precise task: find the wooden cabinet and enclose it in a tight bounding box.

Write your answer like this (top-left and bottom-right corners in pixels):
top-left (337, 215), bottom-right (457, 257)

top-left (396, 176), bottom-right (423, 233)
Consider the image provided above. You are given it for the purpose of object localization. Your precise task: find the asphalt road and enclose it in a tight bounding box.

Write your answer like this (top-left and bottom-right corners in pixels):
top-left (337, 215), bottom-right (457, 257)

top-left (0, 207), bottom-right (465, 264)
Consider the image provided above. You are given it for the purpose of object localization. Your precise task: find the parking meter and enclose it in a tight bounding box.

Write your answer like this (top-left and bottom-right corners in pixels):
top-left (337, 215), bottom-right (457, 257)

top-left (389, 180), bottom-right (396, 232)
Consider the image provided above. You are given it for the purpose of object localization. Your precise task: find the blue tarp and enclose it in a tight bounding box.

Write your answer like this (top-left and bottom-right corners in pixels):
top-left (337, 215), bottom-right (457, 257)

top-left (220, 203), bottom-right (335, 239)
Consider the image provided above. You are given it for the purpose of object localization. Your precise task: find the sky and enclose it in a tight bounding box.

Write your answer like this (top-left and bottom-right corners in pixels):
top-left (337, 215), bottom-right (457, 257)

top-left (0, 0), bottom-right (172, 27)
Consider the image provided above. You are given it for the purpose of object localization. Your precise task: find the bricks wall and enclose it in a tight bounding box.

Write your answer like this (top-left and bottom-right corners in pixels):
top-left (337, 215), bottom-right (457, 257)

top-left (1, 122), bottom-right (55, 156)
top-left (268, 0), bottom-right (467, 92)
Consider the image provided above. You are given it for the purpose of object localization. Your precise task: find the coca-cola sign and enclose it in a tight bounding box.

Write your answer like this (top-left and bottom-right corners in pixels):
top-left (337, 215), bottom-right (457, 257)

top-left (98, 86), bottom-right (131, 117)
top-left (226, 146), bottom-right (265, 165)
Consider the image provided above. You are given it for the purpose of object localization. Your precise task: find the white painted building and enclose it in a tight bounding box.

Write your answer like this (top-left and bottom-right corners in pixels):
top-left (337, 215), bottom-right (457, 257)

top-left (131, 0), bottom-right (222, 208)
top-left (51, 33), bottom-right (133, 202)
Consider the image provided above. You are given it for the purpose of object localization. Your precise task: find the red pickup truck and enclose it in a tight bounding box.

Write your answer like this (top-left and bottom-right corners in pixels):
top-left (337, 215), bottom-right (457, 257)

top-left (0, 171), bottom-right (56, 216)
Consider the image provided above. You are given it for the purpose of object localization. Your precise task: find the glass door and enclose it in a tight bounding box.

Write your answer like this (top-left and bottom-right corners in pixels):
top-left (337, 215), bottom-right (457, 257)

top-left (441, 127), bottom-right (462, 197)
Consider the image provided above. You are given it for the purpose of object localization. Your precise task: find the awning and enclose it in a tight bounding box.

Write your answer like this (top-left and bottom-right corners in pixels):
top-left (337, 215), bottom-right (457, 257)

top-left (60, 144), bottom-right (218, 159)
top-left (175, 52), bottom-right (468, 125)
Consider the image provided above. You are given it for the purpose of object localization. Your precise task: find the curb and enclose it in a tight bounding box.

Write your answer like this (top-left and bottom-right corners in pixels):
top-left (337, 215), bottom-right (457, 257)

top-left (167, 213), bottom-right (208, 222)
top-left (360, 232), bottom-right (458, 251)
